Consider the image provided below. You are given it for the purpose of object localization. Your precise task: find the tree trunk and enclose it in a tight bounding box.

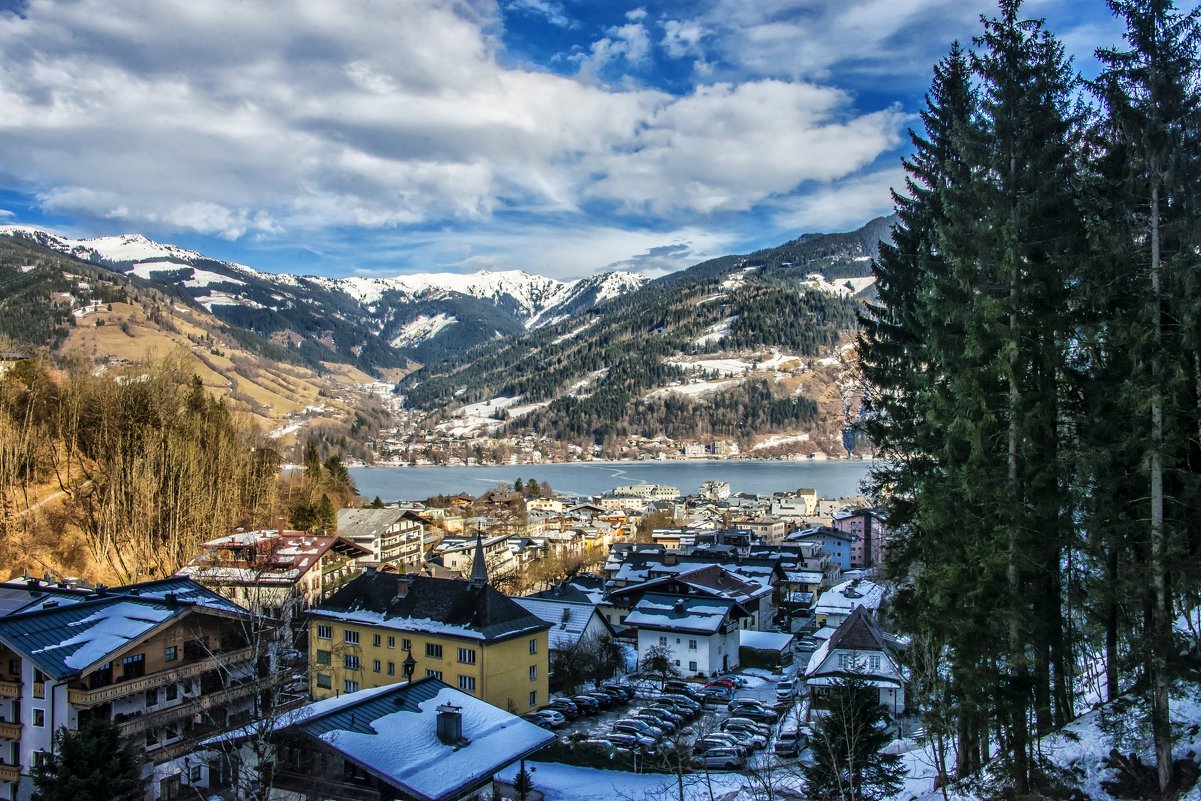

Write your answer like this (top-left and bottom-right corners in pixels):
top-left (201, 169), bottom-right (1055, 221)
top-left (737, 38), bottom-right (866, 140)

top-left (1148, 181), bottom-right (1174, 794)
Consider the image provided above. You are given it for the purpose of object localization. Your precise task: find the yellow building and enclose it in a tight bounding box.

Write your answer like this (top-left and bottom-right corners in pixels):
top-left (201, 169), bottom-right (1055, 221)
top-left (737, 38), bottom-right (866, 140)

top-left (308, 544), bottom-right (550, 714)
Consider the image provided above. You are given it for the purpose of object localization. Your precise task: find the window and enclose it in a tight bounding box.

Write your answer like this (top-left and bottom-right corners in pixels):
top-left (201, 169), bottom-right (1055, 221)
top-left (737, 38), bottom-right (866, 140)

top-left (165, 684), bottom-right (178, 701)
top-left (387, 662), bottom-right (396, 676)
top-left (528, 638), bottom-right (538, 655)
top-left (402, 638), bottom-right (411, 651)
top-left (674, 659), bottom-right (680, 666)
top-left (32, 669), bottom-right (46, 699)
top-left (529, 665), bottom-right (537, 681)
top-left (33, 708), bottom-right (45, 727)
top-left (425, 643), bottom-right (443, 659)
top-left (387, 636), bottom-right (396, 649)
top-left (32, 750), bottom-right (49, 769)
top-left (457, 648), bottom-right (476, 665)
top-left (344, 630), bottom-right (360, 645)
top-left (145, 689), bottom-right (158, 707)
top-left (839, 653), bottom-right (851, 670)
top-left (145, 729), bottom-right (158, 747)
top-left (344, 679), bottom-right (360, 693)
top-left (425, 669), bottom-right (443, 680)
top-left (869, 654), bottom-right (882, 672)
top-left (316, 674), bottom-right (332, 689)
top-left (529, 690), bottom-right (537, 707)
top-left (189, 764), bottom-right (202, 783)
top-left (373, 634), bottom-right (382, 647)
top-left (317, 624), bottom-right (333, 640)
top-left (688, 639), bottom-right (697, 650)
top-left (316, 649), bottom-right (332, 666)
top-left (689, 661), bottom-right (698, 671)
top-left (373, 659), bottom-right (381, 673)
top-left (458, 675), bottom-right (476, 692)
top-left (121, 654), bottom-right (145, 680)
top-left (164, 645), bottom-right (178, 662)
top-left (344, 655), bottom-right (360, 670)
top-left (658, 636), bottom-right (668, 646)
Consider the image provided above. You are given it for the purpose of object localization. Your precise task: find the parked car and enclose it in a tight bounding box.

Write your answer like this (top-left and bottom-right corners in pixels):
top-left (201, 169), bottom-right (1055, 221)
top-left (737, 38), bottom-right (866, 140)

top-left (692, 747), bottom-right (745, 770)
top-left (606, 731), bottom-right (657, 750)
top-left (647, 704), bottom-right (686, 725)
top-left (722, 727), bottom-right (768, 750)
top-left (727, 703), bottom-right (779, 723)
top-left (572, 695), bottom-right (601, 714)
top-left (776, 679), bottom-right (798, 703)
top-left (773, 729), bottom-right (801, 757)
top-left (694, 734), bottom-right (749, 756)
top-left (699, 685), bottom-right (733, 704)
top-left (634, 708), bottom-right (678, 732)
top-left (659, 693), bottom-right (701, 711)
top-left (546, 698), bottom-right (580, 719)
top-left (653, 696), bottom-right (698, 717)
top-left (602, 682), bottom-right (636, 701)
top-left (583, 690), bottom-right (616, 708)
top-left (719, 674), bottom-right (749, 688)
top-left (613, 718), bottom-right (665, 739)
top-left (705, 677), bottom-right (736, 690)
top-left (722, 717), bottom-right (771, 738)
top-left (663, 680), bottom-right (702, 699)
top-left (522, 713), bottom-right (554, 728)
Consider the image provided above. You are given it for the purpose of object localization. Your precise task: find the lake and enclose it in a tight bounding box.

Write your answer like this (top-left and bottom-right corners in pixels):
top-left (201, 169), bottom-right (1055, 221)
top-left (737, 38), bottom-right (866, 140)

top-left (349, 459), bottom-right (876, 502)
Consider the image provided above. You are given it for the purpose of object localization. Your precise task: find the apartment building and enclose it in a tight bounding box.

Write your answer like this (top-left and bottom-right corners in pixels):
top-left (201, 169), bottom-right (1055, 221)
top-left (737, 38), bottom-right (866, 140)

top-left (307, 539), bottom-right (550, 714)
top-left (0, 577), bottom-right (270, 801)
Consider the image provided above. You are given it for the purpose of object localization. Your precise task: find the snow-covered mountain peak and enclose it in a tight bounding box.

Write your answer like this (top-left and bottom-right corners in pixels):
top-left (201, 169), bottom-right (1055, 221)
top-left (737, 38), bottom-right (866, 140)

top-left (0, 226), bottom-right (208, 265)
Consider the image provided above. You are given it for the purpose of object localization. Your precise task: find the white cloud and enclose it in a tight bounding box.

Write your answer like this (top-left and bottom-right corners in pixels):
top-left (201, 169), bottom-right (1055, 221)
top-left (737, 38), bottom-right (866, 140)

top-left (0, 0), bottom-right (913, 271)
top-left (769, 166), bottom-right (906, 233)
top-left (585, 81), bottom-right (906, 214)
top-left (506, 0), bottom-right (572, 28)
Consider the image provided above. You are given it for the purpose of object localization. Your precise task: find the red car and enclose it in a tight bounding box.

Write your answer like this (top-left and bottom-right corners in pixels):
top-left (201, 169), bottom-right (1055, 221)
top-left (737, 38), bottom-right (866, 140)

top-left (706, 678), bottom-right (737, 690)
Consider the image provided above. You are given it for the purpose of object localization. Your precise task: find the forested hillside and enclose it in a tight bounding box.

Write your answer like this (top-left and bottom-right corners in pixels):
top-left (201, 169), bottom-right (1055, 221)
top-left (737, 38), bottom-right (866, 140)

top-left (860, 3), bottom-right (1201, 797)
top-left (400, 221), bottom-right (884, 448)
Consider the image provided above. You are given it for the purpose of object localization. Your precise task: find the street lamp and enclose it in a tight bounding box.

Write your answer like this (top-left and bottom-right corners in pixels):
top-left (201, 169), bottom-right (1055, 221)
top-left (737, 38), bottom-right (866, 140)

top-left (402, 653), bottom-right (417, 683)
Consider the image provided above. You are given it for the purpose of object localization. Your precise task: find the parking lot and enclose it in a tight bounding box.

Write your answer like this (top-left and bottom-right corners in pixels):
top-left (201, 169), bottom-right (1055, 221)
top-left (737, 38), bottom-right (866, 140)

top-left (531, 665), bottom-right (813, 771)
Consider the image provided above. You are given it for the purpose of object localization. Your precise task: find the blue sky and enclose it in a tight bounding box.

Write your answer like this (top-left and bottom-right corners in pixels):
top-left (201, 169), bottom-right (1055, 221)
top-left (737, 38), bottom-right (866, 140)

top-left (0, 1), bottom-right (1144, 279)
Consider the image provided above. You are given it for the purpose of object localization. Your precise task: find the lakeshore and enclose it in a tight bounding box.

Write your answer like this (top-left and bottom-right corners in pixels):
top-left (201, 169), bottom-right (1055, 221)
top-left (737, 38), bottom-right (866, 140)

top-left (349, 458), bottom-right (877, 502)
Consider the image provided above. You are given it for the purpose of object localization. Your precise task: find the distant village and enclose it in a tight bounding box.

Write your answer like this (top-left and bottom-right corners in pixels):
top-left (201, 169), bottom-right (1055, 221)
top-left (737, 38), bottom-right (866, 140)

top-left (0, 480), bottom-right (902, 801)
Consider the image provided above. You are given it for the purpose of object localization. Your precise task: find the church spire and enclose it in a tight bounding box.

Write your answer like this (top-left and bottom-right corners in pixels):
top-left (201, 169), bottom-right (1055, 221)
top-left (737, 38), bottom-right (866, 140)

top-left (469, 531), bottom-right (489, 588)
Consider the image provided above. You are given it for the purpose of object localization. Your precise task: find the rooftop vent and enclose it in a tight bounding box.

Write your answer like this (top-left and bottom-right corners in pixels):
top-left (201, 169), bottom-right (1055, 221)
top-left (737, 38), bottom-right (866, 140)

top-left (674, 598), bottom-right (685, 614)
top-left (436, 702), bottom-right (468, 746)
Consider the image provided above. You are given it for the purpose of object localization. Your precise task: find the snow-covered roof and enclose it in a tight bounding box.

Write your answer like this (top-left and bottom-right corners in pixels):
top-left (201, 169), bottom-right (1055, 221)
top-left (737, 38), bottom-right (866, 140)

top-left (0, 582), bottom-right (252, 679)
top-left (216, 678), bottom-right (552, 801)
top-left (739, 630), bottom-right (793, 652)
top-left (514, 598), bottom-right (605, 650)
top-left (814, 578), bottom-right (886, 615)
top-left (624, 593), bottom-right (740, 635)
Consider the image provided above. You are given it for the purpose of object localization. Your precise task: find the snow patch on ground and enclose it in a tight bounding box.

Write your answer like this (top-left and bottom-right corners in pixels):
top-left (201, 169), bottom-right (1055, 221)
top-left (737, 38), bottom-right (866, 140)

top-left (194, 292), bottom-right (264, 311)
top-left (389, 313), bottom-right (458, 348)
top-left (644, 379), bottom-right (740, 400)
top-left (751, 434), bottom-right (811, 451)
top-left (801, 273), bottom-right (876, 298)
top-left (496, 761), bottom-right (747, 801)
top-left (693, 316), bottom-right (738, 346)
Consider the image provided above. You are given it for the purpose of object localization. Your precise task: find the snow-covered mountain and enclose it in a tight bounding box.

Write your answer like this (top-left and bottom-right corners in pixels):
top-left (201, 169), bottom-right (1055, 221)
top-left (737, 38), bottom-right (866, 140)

top-left (0, 225), bottom-right (646, 366)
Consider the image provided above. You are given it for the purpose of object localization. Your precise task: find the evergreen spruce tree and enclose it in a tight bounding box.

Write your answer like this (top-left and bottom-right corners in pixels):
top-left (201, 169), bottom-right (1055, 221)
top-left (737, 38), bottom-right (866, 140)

top-left (1088, 0), bottom-right (1201, 791)
top-left (31, 719), bottom-right (147, 801)
top-left (801, 676), bottom-right (906, 801)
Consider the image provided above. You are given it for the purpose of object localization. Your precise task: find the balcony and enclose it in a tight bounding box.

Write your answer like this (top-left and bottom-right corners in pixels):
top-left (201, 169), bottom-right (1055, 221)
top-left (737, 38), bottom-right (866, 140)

top-left (68, 647), bottom-right (255, 708)
top-left (0, 764), bottom-right (19, 783)
top-left (115, 679), bottom-right (263, 737)
top-left (0, 681), bottom-right (18, 699)
top-left (0, 722), bottom-right (20, 740)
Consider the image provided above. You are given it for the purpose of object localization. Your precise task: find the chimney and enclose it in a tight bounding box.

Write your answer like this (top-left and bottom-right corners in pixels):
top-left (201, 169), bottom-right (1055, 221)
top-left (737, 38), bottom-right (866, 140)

top-left (366, 565), bottom-right (378, 576)
top-left (673, 598), bottom-right (685, 614)
top-left (663, 553), bottom-right (677, 566)
top-left (436, 703), bottom-right (467, 746)
top-left (277, 516), bottom-right (287, 535)
top-left (396, 575), bottom-right (414, 599)
top-left (165, 592), bottom-right (178, 607)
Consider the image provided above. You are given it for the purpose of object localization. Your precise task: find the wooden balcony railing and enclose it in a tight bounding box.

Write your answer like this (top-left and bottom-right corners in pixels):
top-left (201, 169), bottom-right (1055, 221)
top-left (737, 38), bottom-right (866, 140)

top-left (115, 680), bottom-right (262, 737)
top-left (0, 722), bottom-right (20, 740)
top-left (0, 764), bottom-right (20, 783)
top-left (68, 646), bottom-right (255, 708)
top-left (0, 681), bottom-right (19, 699)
